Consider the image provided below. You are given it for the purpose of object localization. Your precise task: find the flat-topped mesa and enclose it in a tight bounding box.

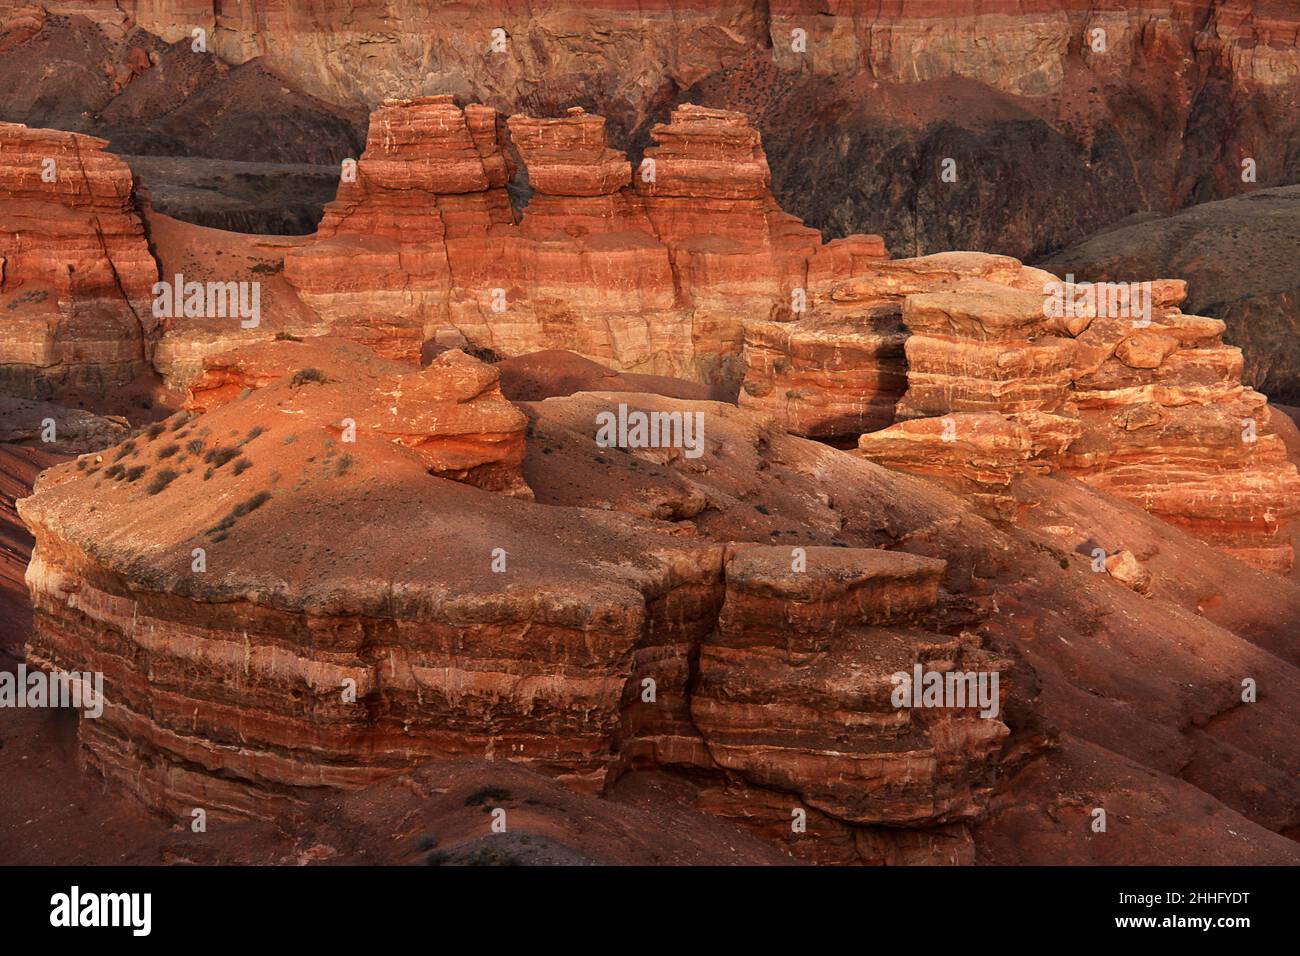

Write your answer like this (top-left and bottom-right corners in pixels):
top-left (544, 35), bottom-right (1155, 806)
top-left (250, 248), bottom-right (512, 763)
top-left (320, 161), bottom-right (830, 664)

top-left (283, 96), bottom-right (516, 361)
top-left (20, 345), bottom-right (1014, 860)
top-left (0, 123), bottom-right (159, 399)
top-left (1057, 278), bottom-right (1300, 571)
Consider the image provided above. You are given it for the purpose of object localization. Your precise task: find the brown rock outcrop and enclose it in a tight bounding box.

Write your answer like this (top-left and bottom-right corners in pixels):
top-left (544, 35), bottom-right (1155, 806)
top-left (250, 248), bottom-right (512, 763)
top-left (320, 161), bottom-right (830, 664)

top-left (0, 122), bottom-right (158, 398)
top-left (740, 251), bottom-right (1062, 441)
top-left (843, 264), bottom-right (1300, 571)
top-left (854, 267), bottom-right (1082, 503)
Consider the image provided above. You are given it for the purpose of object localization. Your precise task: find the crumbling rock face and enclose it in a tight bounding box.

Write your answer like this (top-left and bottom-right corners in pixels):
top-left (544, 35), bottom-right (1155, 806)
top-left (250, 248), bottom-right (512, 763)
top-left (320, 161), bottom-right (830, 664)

top-left (1059, 280), bottom-right (1300, 571)
top-left (0, 122), bottom-right (158, 398)
top-left (282, 96), bottom-right (515, 363)
top-left (8, 0), bottom-right (1300, 283)
top-left (849, 263), bottom-right (1300, 570)
top-left (1041, 185), bottom-right (1300, 405)
top-left (740, 251), bottom-right (1062, 442)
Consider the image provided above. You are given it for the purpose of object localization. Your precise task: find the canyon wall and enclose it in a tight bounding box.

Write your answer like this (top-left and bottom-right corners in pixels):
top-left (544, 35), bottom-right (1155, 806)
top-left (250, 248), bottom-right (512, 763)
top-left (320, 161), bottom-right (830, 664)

top-left (283, 97), bottom-right (865, 392)
top-left (0, 123), bottom-right (158, 399)
top-left (7, 2), bottom-right (1300, 399)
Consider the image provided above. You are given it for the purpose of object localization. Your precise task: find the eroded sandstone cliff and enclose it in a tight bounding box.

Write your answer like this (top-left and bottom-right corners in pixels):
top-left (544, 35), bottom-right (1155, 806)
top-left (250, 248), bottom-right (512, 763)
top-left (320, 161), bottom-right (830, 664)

top-left (0, 123), bottom-right (158, 398)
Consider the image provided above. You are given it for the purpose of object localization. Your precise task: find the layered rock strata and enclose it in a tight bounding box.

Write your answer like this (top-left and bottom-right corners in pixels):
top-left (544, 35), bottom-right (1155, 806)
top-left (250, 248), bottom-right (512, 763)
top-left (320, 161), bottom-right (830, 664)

top-left (20, 343), bottom-right (1014, 863)
top-left (0, 123), bottom-right (158, 398)
top-left (855, 268), bottom-right (1300, 570)
top-left (283, 100), bottom-right (839, 393)
top-left (1059, 279), bottom-right (1300, 571)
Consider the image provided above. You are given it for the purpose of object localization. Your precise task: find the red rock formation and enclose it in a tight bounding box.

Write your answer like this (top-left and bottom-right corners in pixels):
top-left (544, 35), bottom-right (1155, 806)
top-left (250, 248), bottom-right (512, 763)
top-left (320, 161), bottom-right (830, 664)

top-left (283, 96), bottom-right (515, 363)
top-left (183, 337), bottom-right (529, 496)
top-left (283, 100), bottom-right (858, 393)
top-left (19, 338), bottom-right (1300, 864)
top-left (0, 122), bottom-right (158, 398)
top-left (693, 546), bottom-right (1010, 827)
top-left (19, 344), bottom-right (1020, 862)
top-left (739, 250), bottom-right (1061, 440)
top-left (1059, 279), bottom-right (1300, 571)
top-left (853, 266), bottom-right (1300, 570)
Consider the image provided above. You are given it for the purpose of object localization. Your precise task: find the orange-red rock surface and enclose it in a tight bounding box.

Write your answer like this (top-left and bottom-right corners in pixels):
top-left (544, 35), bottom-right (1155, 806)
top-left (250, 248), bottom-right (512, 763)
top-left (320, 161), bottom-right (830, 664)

top-left (853, 265), bottom-right (1300, 569)
top-left (8, 82), bottom-right (1300, 867)
top-left (20, 338), bottom-right (1300, 864)
top-left (282, 99), bottom-right (846, 393)
top-left (0, 122), bottom-right (158, 398)
top-left (20, 346), bottom-right (1023, 861)
top-left (1060, 280), bottom-right (1300, 571)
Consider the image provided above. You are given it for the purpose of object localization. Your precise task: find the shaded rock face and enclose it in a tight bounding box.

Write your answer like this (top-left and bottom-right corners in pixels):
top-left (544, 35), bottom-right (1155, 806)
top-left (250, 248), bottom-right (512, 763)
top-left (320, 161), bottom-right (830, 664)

top-left (1039, 185), bottom-right (1300, 405)
top-left (0, 396), bottom-right (129, 453)
top-left (0, 123), bottom-right (158, 399)
top-left (0, 6), bottom-right (364, 165)
top-left (493, 349), bottom-right (719, 404)
top-left (740, 250), bottom-right (1056, 441)
top-left (0, 5), bottom-right (364, 234)
top-left (121, 155), bottom-right (342, 236)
